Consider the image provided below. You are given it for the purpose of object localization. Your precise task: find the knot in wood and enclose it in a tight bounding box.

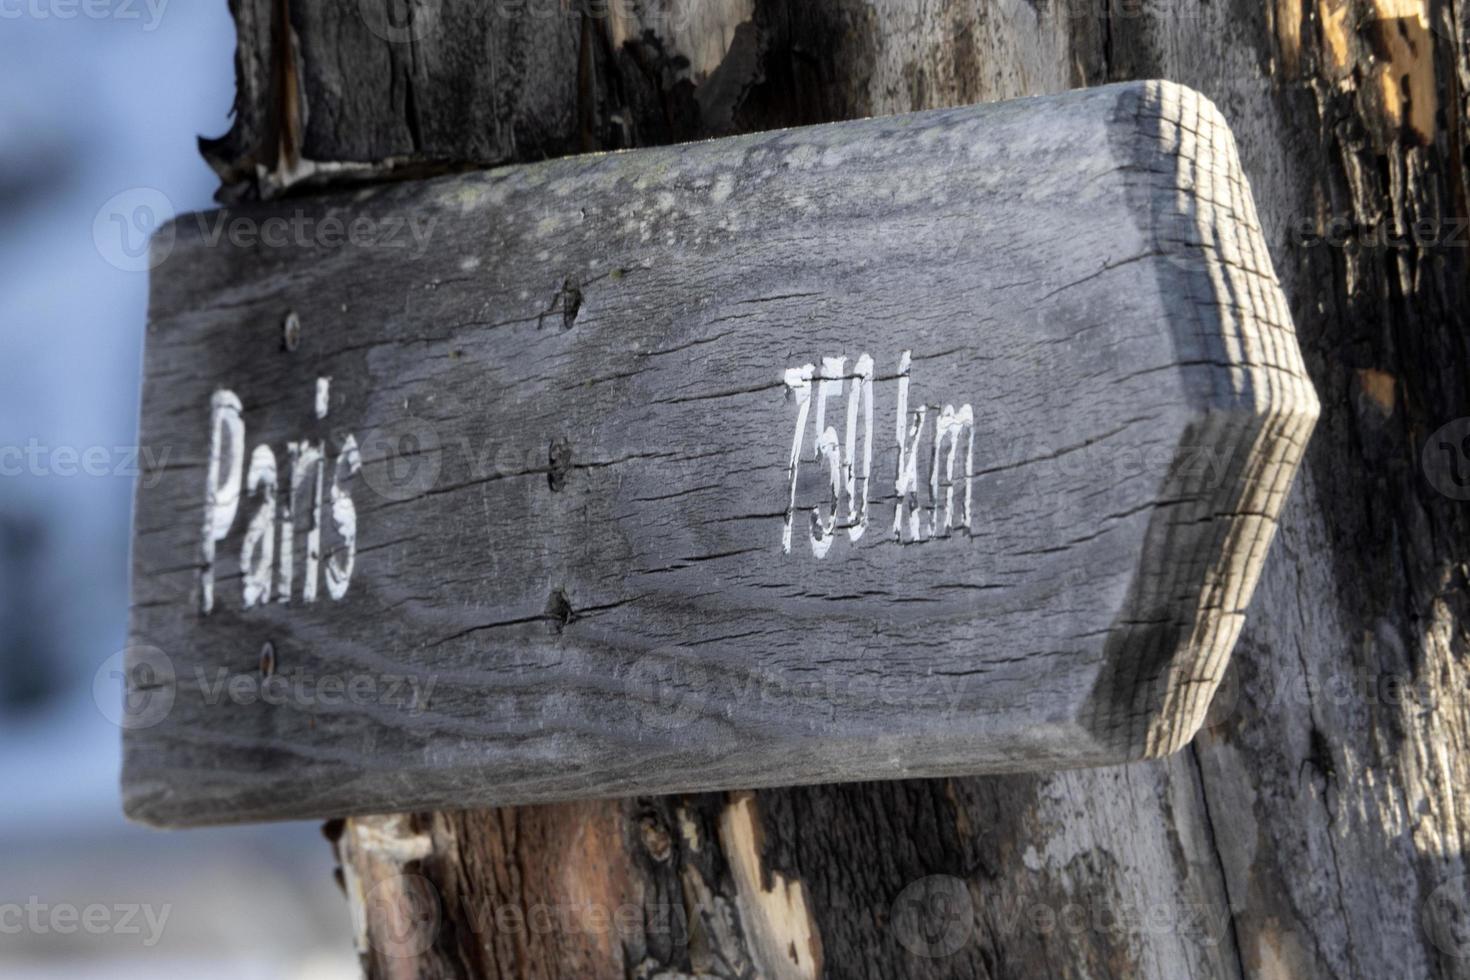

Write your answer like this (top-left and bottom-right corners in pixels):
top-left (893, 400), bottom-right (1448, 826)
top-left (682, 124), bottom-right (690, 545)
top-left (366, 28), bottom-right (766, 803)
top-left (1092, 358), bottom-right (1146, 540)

top-left (547, 437), bottom-right (572, 492)
top-left (544, 588), bottom-right (574, 633)
top-left (639, 815), bottom-right (673, 863)
top-left (282, 311), bottom-right (301, 352)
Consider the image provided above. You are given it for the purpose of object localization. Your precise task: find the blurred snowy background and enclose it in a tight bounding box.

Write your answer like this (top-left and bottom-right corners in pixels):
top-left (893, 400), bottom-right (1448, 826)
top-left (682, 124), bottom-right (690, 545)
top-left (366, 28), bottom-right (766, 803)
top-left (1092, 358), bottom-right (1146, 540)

top-left (0, 3), bottom-right (356, 976)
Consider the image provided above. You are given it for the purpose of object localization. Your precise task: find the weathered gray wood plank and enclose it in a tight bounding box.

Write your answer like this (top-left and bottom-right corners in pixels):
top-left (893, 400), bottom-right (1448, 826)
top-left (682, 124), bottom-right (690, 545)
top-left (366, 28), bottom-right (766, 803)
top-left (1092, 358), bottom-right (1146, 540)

top-left (124, 80), bottom-right (1316, 827)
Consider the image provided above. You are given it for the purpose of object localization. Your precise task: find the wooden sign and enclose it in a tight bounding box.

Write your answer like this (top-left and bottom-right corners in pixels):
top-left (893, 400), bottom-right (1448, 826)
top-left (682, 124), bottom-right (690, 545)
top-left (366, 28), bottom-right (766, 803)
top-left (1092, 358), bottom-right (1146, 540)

top-left (123, 81), bottom-right (1317, 827)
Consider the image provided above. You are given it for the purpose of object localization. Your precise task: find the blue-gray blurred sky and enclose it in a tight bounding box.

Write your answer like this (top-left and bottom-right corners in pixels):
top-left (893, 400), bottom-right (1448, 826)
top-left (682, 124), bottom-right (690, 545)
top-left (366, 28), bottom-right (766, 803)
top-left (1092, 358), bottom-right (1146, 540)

top-left (0, 3), bottom-right (354, 975)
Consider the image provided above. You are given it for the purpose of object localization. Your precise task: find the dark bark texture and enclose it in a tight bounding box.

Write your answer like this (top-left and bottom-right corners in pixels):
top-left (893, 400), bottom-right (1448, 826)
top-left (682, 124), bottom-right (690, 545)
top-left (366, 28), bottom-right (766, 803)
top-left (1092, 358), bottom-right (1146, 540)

top-left (209, 0), bottom-right (1470, 976)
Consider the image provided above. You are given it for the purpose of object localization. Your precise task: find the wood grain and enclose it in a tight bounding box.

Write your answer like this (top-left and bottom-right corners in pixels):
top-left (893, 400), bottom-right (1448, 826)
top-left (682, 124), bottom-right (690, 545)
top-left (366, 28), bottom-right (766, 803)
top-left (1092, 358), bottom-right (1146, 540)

top-left (125, 80), bottom-right (1316, 828)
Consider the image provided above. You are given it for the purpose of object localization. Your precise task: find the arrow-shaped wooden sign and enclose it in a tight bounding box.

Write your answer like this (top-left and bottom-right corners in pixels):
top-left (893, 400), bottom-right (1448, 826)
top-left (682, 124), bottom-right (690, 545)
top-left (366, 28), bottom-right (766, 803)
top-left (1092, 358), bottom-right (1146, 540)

top-left (123, 81), bottom-right (1317, 827)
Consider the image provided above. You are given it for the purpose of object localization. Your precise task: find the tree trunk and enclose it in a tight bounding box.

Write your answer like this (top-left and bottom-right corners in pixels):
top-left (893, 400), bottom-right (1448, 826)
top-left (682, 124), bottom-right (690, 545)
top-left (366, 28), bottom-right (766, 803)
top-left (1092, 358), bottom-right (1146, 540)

top-left (213, 0), bottom-right (1470, 976)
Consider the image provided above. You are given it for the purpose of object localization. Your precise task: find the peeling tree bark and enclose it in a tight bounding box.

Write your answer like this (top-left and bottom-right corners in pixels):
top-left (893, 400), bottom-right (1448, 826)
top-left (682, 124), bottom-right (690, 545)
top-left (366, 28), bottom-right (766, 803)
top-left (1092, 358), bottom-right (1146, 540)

top-left (209, 0), bottom-right (1470, 976)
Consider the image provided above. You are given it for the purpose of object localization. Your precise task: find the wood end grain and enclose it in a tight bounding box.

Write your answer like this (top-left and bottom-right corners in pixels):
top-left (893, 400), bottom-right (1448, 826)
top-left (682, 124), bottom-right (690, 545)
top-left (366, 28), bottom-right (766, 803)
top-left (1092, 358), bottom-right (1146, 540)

top-left (1079, 81), bottom-right (1321, 760)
